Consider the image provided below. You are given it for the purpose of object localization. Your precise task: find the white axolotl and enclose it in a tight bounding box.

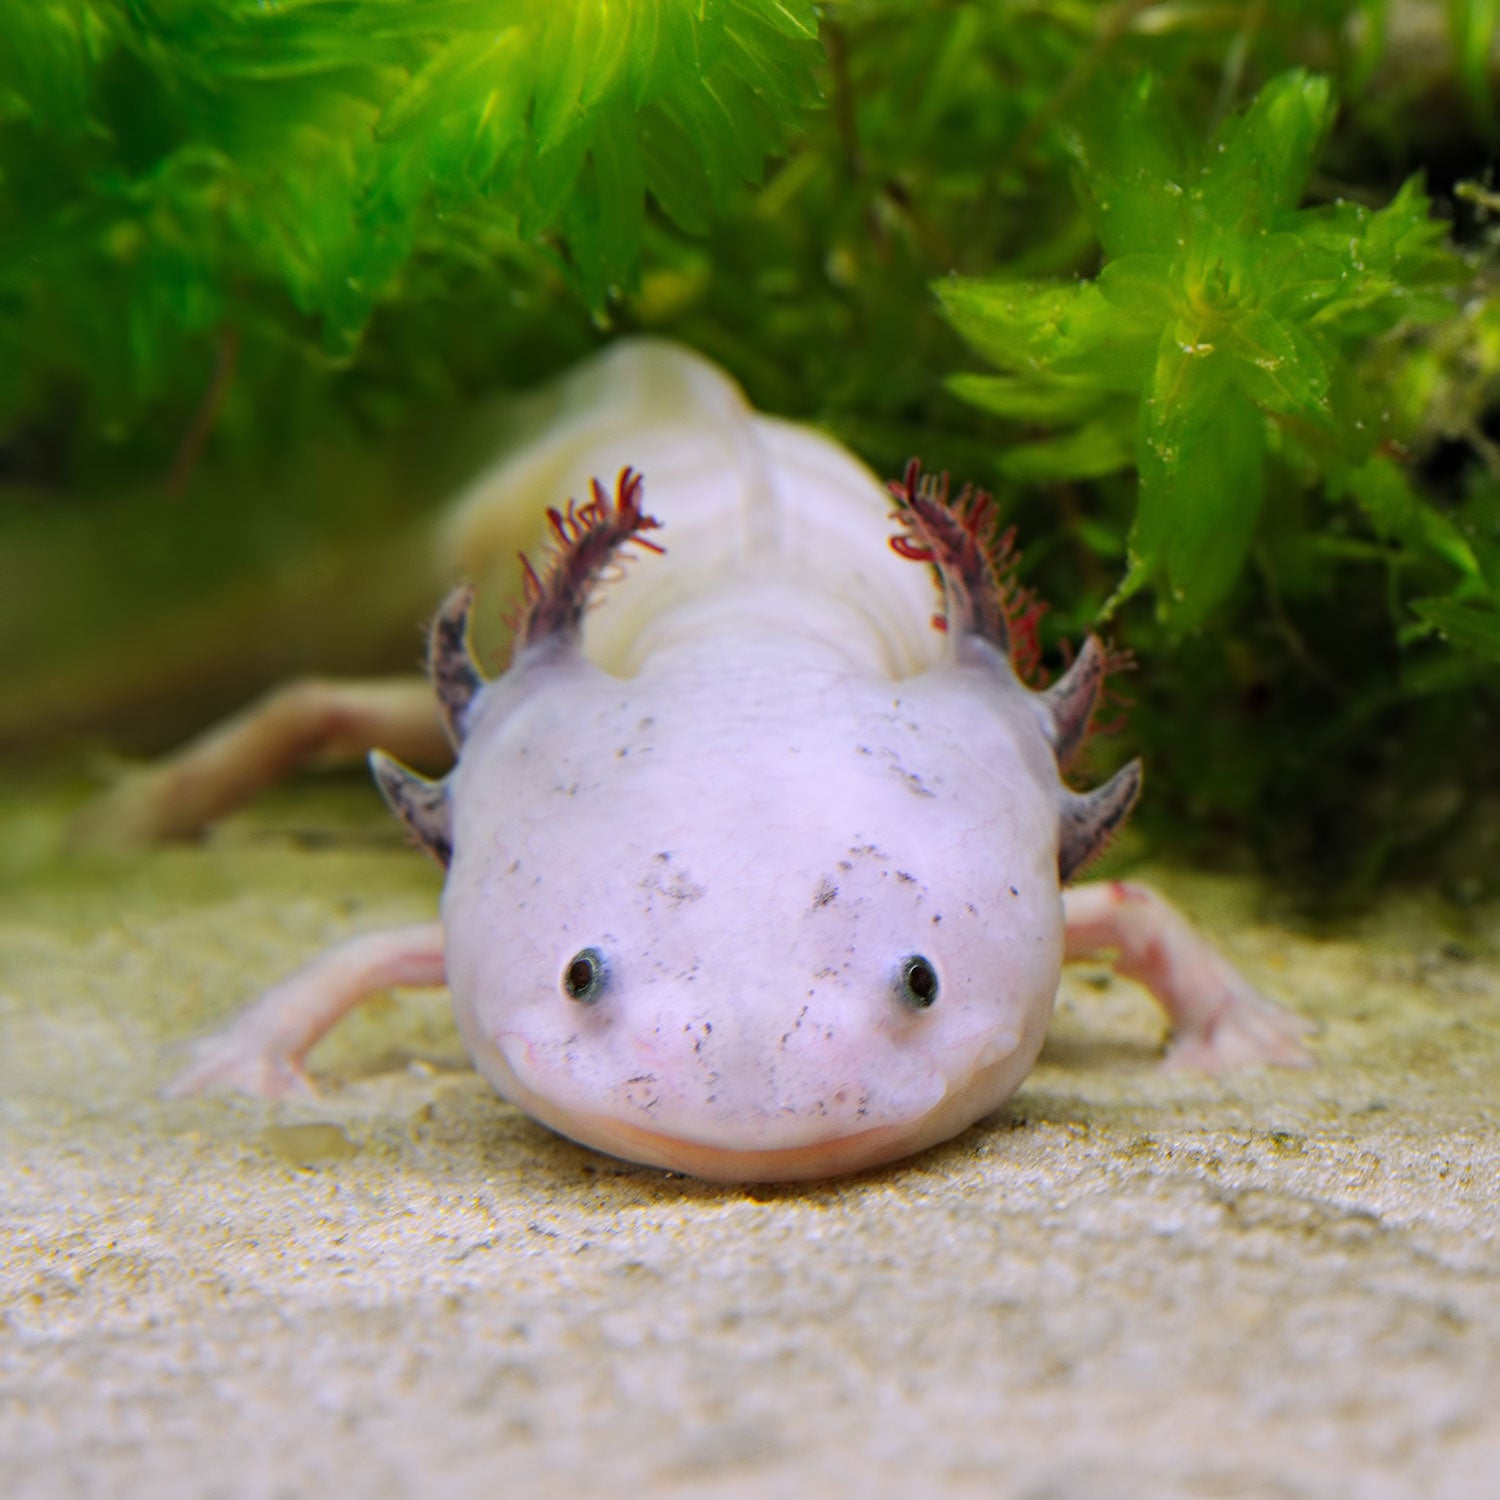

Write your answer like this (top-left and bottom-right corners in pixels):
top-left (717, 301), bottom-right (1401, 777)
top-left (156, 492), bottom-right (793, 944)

top-left (163, 340), bottom-right (1310, 1182)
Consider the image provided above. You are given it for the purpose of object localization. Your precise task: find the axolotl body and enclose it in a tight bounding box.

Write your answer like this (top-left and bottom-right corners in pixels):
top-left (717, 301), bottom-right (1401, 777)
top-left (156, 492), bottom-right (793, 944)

top-left (171, 341), bottom-right (1309, 1181)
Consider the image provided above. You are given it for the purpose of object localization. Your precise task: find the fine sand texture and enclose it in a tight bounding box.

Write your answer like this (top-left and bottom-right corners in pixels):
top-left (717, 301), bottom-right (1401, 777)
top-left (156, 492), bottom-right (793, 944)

top-left (2, 776), bottom-right (1497, 1499)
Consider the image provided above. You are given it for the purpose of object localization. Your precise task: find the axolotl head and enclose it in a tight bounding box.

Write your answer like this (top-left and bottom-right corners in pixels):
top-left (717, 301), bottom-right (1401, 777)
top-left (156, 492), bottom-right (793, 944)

top-left (441, 647), bottom-right (1076, 1181)
top-left (371, 469), bottom-right (1138, 1182)
top-left (374, 626), bottom-right (1137, 1183)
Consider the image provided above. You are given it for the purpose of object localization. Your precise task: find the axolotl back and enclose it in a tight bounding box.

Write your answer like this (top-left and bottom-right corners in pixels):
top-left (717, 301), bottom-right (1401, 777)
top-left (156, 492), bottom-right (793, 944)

top-left (373, 342), bottom-right (1141, 1179)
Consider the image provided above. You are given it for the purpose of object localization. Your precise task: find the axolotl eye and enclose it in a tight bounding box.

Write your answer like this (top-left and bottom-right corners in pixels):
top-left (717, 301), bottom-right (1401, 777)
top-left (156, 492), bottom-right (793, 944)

top-left (895, 954), bottom-right (940, 1010)
top-left (562, 947), bottom-right (609, 1004)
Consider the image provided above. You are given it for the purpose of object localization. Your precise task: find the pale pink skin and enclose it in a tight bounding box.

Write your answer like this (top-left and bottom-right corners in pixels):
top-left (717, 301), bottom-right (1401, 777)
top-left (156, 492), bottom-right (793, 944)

top-left (167, 343), bottom-right (1311, 1182)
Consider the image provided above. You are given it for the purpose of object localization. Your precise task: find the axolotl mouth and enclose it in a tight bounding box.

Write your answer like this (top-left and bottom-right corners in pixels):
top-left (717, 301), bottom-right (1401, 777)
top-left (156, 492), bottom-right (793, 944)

top-left (463, 1014), bottom-right (1035, 1183)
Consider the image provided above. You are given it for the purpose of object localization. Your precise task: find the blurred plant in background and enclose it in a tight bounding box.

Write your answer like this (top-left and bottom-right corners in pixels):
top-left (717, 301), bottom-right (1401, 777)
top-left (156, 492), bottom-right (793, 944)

top-left (2, 0), bottom-right (1498, 905)
top-left (0, 0), bottom-right (819, 461)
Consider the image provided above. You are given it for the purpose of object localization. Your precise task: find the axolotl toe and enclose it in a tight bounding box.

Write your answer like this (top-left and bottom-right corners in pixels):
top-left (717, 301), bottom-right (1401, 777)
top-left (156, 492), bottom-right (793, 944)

top-left (170, 342), bottom-right (1311, 1181)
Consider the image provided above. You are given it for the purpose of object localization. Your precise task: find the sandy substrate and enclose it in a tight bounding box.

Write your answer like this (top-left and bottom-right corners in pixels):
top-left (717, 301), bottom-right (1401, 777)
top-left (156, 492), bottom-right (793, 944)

top-left (2, 776), bottom-right (1497, 1499)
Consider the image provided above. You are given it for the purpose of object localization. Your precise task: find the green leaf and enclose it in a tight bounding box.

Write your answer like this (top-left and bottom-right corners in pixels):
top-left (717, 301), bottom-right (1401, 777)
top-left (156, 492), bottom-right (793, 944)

top-left (946, 372), bottom-right (1117, 425)
top-left (530, 4), bottom-right (636, 152)
top-left (1095, 253), bottom-right (1176, 318)
top-left (0, 0), bottom-right (116, 133)
top-left (1065, 72), bottom-right (1192, 259)
top-left (1130, 373), bottom-right (1267, 625)
top-left (1410, 595), bottom-right (1500, 660)
top-left (1227, 306), bottom-right (1330, 419)
top-left (1448, 0), bottom-right (1500, 135)
top-left (1336, 455), bottom-right (1483, 582)
top-left (589, 98), bottom-right (647, 285)
top-left (1197, 70), bottom-right (1335, 230)
top-left (1348, 0), bottom-right (1390, 89)
top-left (936, 279), bottom-right (1083, 370)
top-left (997, 418), bottom-right (1137, 482)
top-left (937, 276), bottom-right (1157, 390)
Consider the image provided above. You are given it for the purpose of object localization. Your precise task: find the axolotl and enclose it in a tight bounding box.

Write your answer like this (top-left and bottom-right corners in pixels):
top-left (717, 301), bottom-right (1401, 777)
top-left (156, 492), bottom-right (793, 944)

top-left (164, 341), bottom-right (1310, 1181)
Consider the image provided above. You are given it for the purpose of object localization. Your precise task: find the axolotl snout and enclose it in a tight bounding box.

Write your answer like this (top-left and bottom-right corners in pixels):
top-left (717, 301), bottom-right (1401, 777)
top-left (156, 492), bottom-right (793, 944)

top-left (170, 341), bottom-right (1310, 1181)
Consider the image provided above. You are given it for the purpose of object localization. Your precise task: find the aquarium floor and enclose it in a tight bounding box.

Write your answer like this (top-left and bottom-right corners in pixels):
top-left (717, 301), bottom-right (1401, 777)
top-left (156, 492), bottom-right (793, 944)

top-left (2, 777), bottom-right (1497, 1499)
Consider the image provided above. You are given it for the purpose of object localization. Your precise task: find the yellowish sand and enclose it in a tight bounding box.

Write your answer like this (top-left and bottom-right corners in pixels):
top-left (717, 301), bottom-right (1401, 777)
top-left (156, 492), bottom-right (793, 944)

top-left (2, 776), bottom-right (1497, 1498)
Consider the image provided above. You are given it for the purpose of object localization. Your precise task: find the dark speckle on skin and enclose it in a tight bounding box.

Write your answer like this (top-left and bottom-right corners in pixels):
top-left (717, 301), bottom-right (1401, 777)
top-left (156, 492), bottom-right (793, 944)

top-left (1009, 886), bottom-right (1019, 897)
top-left (884, 753), bottom-right (936, 800)
top-left (638, 716), bottom-right (656, 731)
top-left (812, 879), bottom-right (838, 909)
top-left (838, 860), bottom-right (852, 873)
top-left (895, 870), bottom-right (916, 885)
top-left (642, 860), bottom-right (706, 906)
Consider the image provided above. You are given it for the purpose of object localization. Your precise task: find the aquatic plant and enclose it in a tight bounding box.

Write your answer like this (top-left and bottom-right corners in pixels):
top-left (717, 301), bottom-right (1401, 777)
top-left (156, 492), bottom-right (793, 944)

top-left (3, 0), bottom-right (1497, 901)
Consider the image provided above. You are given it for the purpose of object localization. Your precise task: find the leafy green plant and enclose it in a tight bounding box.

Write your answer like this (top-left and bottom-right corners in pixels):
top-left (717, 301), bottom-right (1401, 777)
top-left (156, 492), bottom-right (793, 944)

top-left (939, 70), bottom-right (1481, 637)
top-left (0, 0), bottom-right (819, 459)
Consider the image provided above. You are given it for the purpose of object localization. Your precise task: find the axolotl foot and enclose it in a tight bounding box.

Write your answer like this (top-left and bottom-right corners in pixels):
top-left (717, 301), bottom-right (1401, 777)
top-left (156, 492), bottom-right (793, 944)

top-left (1064, 880), bottom-right (1314, 1072)
top-left (165, 1027), bottom-right (320, 1100)
top-left (162, 921), bottom-right (446, 1100)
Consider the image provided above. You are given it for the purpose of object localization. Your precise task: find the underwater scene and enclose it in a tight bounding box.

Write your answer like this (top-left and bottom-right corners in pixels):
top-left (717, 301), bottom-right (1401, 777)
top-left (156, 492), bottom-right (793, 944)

top-left (2, 4), bottom-right (1498, 1495)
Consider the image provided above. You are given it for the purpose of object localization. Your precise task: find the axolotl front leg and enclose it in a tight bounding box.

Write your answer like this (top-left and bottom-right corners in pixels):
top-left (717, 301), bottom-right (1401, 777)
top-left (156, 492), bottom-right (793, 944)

top-left (166, 921), bottom-right (446, 1099)
top-left (164, 883), bottom-right (1305, 1103)
top-left (1063, 881), bottom-right (1312, 1069)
